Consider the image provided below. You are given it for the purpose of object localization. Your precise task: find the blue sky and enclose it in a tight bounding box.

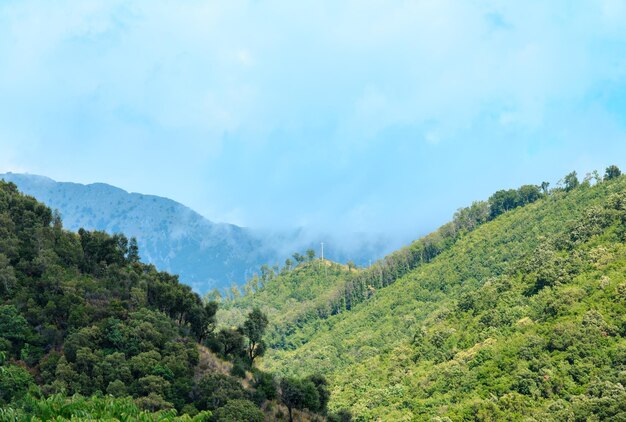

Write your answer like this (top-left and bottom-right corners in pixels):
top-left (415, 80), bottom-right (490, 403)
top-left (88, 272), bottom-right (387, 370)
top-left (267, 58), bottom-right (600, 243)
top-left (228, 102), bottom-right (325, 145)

top-left (1, 1), bottom-right (626, 249)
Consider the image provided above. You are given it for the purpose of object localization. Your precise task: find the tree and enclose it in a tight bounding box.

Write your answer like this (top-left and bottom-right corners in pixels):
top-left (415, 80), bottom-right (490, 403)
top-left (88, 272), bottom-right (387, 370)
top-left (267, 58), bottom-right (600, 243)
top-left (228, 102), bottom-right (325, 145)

top-left (229, 284), bottom-right (241, 300)
top-left (205, 288), bottom-right (222, 303)
top-left (328, 410), bottom-right (353, 422)
top-left (306, 374), bottom-right (330, 414)
top-left (259, 264), bottom-right (273, 286)
top-left (0, 254), bottom-right (17, 295)
top-left (563, 171), bottom-right (579, 192)
top-left (284, 258), bottom-right (293, 271)
top-left (216, 328), bottom-right (245, 358)
top-left (605, 165), bottom-right (622, 181)
top-left (292, 253), bottom-right (305, 264)
top-left (0, 363), bottom-right (35, 405)
top-left (193, 373), bottom-right (246, 411)
top-left (52, 209), bottom-right (63, 230)
top-left (241, 308), bottom-right (268, 364)
top-left (253, 371), bottom-right (277, 401)
top-left (106, 379), bottom-right (127, 397)
top-left (540, 181), bottom-right (550, 195)
top-left (453, 201), bottom-right (490, 232)
top-left (0, 305), bottom-right (31, 358)
top-left (212, 399), bottom-right (264, 422)
top-left (188, 301), bottom-right (218, 342)
top-left (517, 185), bottom-right (541, 205)
top-left (127, 237), bottom-right (140, 263)
top-left (137, 375), bottom-right (170, 397)
top-left (306, 249), bottom-right (316, 262)
top-left (280, 377), bottom-right (320, 422)
top-left (488, 189), bottom-right (519, 219)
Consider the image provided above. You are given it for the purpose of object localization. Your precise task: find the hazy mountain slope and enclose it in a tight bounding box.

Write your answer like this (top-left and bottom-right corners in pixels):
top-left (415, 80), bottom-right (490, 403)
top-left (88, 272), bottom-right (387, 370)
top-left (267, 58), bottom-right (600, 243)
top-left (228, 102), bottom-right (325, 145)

top-left (234, 176), bottom-right (626, 420)
top-left (0, 173), bottom-right (268, 293)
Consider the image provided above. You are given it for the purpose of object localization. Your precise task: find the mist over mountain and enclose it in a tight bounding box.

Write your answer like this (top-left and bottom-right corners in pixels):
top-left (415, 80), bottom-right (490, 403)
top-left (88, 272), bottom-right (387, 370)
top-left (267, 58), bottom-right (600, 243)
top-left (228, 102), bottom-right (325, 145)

top-left (0, 173), bottom-right (392, 293)
top-left (0, 173), bottom-right (271, 293)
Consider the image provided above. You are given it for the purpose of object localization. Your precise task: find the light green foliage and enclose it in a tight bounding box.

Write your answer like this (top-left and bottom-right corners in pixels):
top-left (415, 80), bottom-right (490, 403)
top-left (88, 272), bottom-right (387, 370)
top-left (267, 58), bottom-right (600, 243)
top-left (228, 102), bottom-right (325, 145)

top-left (233, 172), bottom-right (626, 419)
top-left (219, 260), bottom-right (355, 349)
top-left (564, 170), bottom-right (580, 191)
top-left (0, 394), bottom-right (212, 421)
top-left (6, 171), bottom-right (626, 420)
top-left (0, 362), bottom-right (35, 405)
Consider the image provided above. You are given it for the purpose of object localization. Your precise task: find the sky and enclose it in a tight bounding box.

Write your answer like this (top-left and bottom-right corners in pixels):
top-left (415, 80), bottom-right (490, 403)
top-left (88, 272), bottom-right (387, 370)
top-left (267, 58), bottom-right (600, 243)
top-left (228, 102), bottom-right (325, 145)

top-left (2, 0), bottom-right (626, 250)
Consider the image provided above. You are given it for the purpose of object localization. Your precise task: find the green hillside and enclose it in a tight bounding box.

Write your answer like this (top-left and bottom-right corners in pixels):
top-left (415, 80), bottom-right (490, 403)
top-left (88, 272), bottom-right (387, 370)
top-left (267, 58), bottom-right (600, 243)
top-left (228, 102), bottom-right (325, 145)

top-left (218, 260), bottom-right (354, 349)
top-left (229, 171), bottom-right (626, 420)
top-left (0, 180), bottom-right (336, 421)
top-left (5, 169), bottom-right (626, 420)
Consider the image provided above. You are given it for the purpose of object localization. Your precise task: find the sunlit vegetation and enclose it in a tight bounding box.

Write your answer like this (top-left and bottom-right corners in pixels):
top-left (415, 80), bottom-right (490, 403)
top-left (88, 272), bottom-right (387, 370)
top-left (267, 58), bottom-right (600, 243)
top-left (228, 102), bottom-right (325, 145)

top-left (4, 166), bottom-right (626, 420)
top-left (226, 167), bottom-right (626, 420)
top-left (0, 180), bottom-right (341, 421)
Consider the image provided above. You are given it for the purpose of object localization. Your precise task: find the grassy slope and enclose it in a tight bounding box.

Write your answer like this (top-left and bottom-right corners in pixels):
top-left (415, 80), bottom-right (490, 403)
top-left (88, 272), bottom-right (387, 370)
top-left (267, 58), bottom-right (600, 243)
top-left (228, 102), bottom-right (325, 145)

top-left (251, 177), bottom-right (626, 420)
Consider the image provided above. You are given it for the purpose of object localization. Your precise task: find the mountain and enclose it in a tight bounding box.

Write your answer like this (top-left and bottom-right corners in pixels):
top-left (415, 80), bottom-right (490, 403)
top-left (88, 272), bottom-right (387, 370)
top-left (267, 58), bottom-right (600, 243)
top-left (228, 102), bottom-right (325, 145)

top-left (222, 170), bottom-right (626, 420)
top-left (0, 173), bottom-right (270, 294)
top-left (0, 179), bottom-right (335, 421)
top-left (0, 173), bottom-right (393, 295)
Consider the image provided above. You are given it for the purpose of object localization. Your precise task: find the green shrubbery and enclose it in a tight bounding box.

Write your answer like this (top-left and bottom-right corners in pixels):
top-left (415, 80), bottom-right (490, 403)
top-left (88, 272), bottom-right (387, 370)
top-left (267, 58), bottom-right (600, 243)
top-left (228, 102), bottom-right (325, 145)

top-left (0, 180), bottom-right (333, 421)
top-left (229, 168), bottom-right (626, 420)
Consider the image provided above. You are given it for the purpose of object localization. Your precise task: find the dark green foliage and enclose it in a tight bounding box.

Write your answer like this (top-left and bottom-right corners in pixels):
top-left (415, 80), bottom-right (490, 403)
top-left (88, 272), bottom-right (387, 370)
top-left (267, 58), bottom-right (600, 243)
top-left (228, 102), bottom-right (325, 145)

top-left (128, 236), bottom-right (140, 263)
top-left (564, 171), bottom-right (580, 191)
top-left (0, 181), bottom-right (277, 420)
top-left (230, 360), bottom-right (247, 378)
top-left (488, 184), bottom-right (542, 219)
top-left (77, 228), bottom-right (128, 272)
top-left (280, 377), bottom-right (321, 421)
top-left (241, 307), bottom-right (268, 364)
top-left (0, 305), bottom-right (31, 358)
top-left (306, 374), bottom-right (330, 414)
top-left (214, 328), bottom-right (245, 358)
top-left (328, 409), bottom-right (353, 422)
top-left (212, 399), bottom-right (264, 422)
top-left (253, 370), bottom-right (278, 401)
top-left (192, 373), bottom-right (247, 411)
top-left (0, 359), bottom-right (35, 405)
top-left (605, 165), bottom-right (622, 181)
top-left (489, 189), bottom-right (521, 218)
top-left (189, 301), bottom-right (218, 342)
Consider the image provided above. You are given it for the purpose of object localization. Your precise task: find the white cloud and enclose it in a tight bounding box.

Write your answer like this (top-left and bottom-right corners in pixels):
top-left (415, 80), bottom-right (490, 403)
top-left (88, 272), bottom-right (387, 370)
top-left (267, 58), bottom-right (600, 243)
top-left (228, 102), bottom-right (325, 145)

top-left (1, 0), bottom-right (626, 238)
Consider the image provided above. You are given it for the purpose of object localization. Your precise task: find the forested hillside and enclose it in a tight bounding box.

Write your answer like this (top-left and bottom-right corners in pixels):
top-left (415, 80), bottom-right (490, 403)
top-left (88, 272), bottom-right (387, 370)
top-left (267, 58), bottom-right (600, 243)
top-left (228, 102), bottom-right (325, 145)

top-left (0, 180), bottom-right (342, 421)
top-left (226, 168), bottom-right (626, 420)
top-left (0, 173), bottom-right (269, 294)
top-left (5, 168), bottom-right (626, 420)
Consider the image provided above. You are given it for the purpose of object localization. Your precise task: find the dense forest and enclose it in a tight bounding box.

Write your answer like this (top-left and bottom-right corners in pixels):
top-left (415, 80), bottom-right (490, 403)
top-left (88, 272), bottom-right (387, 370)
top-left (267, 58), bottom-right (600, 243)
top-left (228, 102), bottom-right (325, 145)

top-left (4, 166), bottom-right (626, 420)
top-left (221, 167), bottom-right (626, 420)
top-left (0, 180), bottom-right (345, 421)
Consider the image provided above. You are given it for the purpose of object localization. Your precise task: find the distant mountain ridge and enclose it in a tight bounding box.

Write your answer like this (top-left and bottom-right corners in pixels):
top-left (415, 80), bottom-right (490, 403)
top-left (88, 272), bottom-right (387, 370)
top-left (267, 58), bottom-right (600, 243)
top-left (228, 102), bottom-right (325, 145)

top-left (0, 173), bottom-right (270, 293)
